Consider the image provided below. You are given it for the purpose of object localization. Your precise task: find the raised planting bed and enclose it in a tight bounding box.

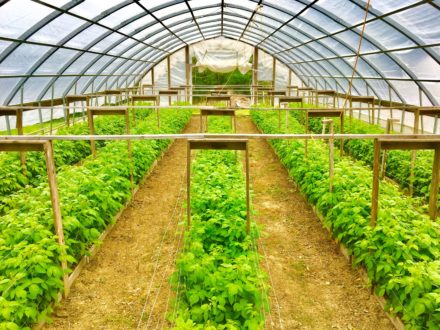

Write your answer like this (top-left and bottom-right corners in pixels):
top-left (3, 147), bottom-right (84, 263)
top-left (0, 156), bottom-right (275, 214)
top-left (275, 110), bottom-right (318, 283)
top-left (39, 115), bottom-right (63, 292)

top-left (251, 110), bottom-right (440, 329)
top-left (0, 108), bottom-right (192, 329)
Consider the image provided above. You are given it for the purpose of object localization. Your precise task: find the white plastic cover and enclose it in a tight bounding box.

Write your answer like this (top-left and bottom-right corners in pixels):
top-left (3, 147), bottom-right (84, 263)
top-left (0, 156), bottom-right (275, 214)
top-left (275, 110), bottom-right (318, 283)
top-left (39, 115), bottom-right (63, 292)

top-left (191, 37), bottom-right (253, 74)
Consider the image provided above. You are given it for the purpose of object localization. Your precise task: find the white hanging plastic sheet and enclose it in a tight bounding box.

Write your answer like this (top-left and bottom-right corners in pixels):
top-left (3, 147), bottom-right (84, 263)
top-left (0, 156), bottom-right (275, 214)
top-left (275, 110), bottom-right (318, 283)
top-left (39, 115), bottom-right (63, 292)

top-left (191, 37), bottom-right (253, 74)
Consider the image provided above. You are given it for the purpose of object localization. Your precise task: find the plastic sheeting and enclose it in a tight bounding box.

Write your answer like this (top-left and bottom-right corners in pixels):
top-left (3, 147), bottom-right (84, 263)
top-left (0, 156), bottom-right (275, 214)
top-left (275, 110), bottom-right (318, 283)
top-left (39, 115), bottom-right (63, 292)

top-left (192, 37), bottom-right (253, 74)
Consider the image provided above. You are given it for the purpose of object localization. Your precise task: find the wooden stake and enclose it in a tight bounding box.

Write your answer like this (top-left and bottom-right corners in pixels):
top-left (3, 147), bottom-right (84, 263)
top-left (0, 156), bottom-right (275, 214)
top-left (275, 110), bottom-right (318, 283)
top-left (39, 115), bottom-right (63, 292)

top-left (429, 146), bottom-right (440, 220)
top-left (252, 48), bottom-right (258, 105)
top-left (187, 141), bottom-right (191, 228)
top-left (87, 108), bottom-right (96, 158)
top-left (410, 109), bottom-right (420, 196)
top-left (371, 139), bottom-right (381, 226)
top-left (167, 56), bottom-right (171, 105)
top-left (43, 141), bottom-right (69, 297)
top-left (245, 143), bottom-right (250, 234)
top-left (380, 119), bottom-right (399, 179)
top-left (305, 110), bottom-right (309, 160)
top-left (125, 109), bottom-right (133, 189)
top-left (16, 109), bottom-right (26, 167)
top-left (324, 119), bottom-right (334, 193)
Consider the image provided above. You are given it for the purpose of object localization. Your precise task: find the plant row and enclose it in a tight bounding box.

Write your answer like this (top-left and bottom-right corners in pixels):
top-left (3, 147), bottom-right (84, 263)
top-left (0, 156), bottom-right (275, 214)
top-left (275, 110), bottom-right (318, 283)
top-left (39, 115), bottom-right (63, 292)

top-left (290, 109), bottom-right (435, 204)
top-left (251, 110), bottom-right (440, 329)
top-left (0, 108), bottom-right (192, 329)
top-left (168, 117), bottom-right (268, 329)
top-left (0, 105), bottom-right (153, 201)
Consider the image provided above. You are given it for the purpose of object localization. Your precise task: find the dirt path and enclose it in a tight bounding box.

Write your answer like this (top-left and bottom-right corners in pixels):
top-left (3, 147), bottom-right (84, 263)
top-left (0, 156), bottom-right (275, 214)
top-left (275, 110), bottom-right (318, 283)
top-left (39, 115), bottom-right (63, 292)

top-left (47, 115), bottom-right (393, 330)
top-left (46, 117), bottom-right (199, 330)
top-left (237, 116), bottom-right (393, 329)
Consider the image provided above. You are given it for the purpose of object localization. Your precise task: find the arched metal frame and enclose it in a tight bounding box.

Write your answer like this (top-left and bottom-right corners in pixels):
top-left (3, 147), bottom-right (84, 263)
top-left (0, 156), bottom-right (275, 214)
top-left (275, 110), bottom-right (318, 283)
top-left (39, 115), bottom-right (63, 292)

top-left (0, 0), bottom-right (438, 106)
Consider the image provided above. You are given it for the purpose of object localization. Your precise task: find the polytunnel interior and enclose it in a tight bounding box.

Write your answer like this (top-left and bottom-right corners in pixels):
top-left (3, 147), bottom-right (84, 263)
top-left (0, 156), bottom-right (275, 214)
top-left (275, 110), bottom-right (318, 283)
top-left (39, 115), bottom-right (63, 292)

top-left (0, 0), bottom-right (439, 106)
top-left (2, 1), bottom-right (440, 330)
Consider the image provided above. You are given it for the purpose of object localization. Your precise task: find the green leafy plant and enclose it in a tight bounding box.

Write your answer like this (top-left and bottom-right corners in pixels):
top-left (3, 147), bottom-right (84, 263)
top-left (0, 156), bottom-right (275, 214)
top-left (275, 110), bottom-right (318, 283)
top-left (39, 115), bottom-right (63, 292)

top-left (169, 118), bottom-right (268, 329)
top-left (0, 108), bottom-right (192, 329)
top-left (251, 109), bottom-right (440, 329)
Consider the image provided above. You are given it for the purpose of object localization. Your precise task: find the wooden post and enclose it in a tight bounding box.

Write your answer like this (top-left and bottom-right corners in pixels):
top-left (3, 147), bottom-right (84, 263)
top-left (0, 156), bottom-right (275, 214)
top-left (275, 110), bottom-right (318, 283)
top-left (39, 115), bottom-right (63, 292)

top-left (410, 109), bottom-right (420, 196)
top-left (245, 143), bottom-right (250, 234)
top-left (125, 109), bottom-right (133, 189)
top-left (380, 119), bottom-right (399, 179)
top-left (340, 112), bottom-right (344, 157)
top-left (16, 109), bottom-right (26, 167)
top-left (43, 141), bottom-right (69, 297)
top-left (272, 57), bottom-right (276, 91)
top-left (151, 67), bottom-right (155, 92)
top-left (167, 56), bottom-right (171, 105)
top-left (429, 146), bottom-right (440, 220)
top-left (131, 97), bottom-right (136, 127)
top-left (278, 108), bottom-right (281, 130)
top-left (371, 139), bottom-right (381, 226)
top-left (187, 141), bottom-right (191, 228)
top-left (87, 108), bottom-right (96, 158)
top-left (305, 110), bottom-right (309, 160)
top-left (64, 98), bottom-right (70, 128)
top-left (323, 119), bottom-right (334, 192)
top-left (288, 71), bottom-right (292, 96)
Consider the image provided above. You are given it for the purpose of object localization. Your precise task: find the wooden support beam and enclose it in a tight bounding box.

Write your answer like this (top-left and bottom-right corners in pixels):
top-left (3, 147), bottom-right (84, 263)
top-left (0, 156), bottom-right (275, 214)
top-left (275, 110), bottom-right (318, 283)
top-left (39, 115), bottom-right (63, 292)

top-left (252, 47), bottom-right (258, 105)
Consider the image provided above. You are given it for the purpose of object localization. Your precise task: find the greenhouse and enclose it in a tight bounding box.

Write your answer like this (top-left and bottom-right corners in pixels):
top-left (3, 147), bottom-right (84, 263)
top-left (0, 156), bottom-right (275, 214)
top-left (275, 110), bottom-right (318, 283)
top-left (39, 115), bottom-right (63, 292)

top-left (0, 0), bottom-right (440, 329)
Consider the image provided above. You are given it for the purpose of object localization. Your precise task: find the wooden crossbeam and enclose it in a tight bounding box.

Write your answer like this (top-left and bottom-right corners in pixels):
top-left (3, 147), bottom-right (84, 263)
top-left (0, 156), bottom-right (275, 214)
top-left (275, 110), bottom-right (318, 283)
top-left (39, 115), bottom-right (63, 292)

top-left (278, 96), bottom-right (303, 104)
top-left (314, 90), bottom-right (336, 96)
top-left (268, 90), bottom-right (286, 96)
top-left (158, 90), bottom-right (179, 95)
top-left (206, 95), bottom-right (231, 102)
top-left (307, 110), bottom-right (343, 118)
top-left (349, 95), bottom-right (375, 104)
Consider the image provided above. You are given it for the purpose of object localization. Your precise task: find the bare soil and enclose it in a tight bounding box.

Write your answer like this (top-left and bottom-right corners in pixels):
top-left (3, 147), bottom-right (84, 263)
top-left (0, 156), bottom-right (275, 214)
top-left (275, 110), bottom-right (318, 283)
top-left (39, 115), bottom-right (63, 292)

top-left (237, 116), bottom-right (393, 329)
top-left (45, 115), bottom-right (393, 330)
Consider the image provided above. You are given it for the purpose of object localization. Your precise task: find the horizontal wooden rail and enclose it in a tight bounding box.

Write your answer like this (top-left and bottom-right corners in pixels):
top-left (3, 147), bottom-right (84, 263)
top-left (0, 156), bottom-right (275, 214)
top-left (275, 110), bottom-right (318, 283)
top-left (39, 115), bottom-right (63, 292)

top-left (1, 133), bottom-right (440, 141)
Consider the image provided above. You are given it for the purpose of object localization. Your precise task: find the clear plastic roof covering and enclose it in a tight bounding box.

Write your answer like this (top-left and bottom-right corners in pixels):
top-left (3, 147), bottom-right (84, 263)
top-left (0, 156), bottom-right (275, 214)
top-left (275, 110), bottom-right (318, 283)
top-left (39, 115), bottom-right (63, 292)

top-left (0, 0), bottom-right (439, 106)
